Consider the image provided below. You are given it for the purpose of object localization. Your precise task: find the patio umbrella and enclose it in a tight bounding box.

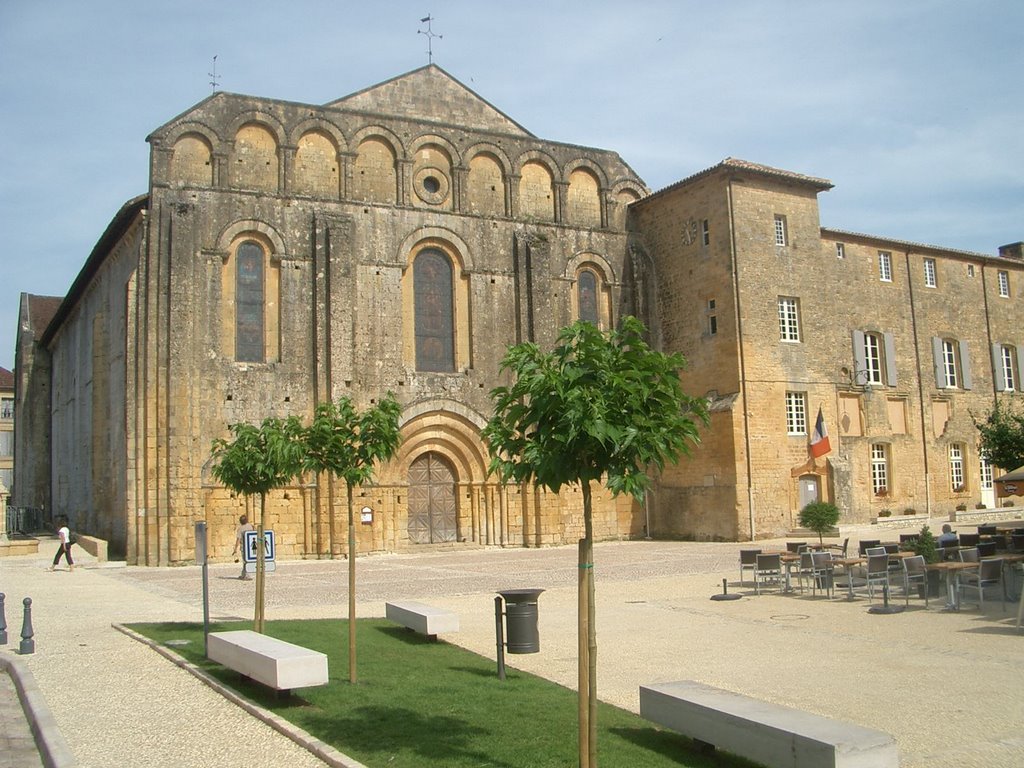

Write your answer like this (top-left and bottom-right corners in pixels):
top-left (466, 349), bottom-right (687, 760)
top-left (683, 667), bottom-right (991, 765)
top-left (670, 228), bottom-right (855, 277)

top-left (994, 464), bottom-right (1024, 498)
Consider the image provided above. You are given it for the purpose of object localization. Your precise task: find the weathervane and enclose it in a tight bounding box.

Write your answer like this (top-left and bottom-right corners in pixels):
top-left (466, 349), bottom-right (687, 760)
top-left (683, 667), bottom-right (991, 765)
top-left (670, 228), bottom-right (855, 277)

top-left (418, 15), bottom-right (442, 64)
top-left (209, 55), bottom-right (221, 93)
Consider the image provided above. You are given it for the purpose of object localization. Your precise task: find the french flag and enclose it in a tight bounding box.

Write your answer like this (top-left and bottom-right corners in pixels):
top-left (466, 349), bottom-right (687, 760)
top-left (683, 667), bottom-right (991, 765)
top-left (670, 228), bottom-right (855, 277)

top-left (810, 407), bottom-right (831, 458)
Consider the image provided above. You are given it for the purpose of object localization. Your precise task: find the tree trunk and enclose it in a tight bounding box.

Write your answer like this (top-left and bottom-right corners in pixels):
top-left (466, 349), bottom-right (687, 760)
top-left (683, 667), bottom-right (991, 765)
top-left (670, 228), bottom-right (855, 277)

top-left (578, 481), bottom-right (597, 767)
top-left (347, 482), bottom-right (357, 684)
top-left (255, 493), bottom-right (266, 633)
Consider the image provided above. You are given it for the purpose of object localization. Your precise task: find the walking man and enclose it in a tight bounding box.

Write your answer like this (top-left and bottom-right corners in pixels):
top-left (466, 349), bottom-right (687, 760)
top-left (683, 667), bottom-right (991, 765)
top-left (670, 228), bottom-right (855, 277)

top-left (232, 514), bottom-right (254, 580)
top-left (49, 516), bottom-right (75, 571)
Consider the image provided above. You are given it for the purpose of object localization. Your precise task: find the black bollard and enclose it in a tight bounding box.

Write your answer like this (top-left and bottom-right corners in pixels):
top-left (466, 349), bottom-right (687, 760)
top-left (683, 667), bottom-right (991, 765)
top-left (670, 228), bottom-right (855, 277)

top-left (19, 597), bottom-right (34, 654)
top-left (0, 592), bottom-right (7, 644)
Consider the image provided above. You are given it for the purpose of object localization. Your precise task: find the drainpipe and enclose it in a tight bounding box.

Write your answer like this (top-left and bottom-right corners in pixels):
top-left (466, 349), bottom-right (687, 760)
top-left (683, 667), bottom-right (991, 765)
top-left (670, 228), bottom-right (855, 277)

top-left (727, 180), bottom-right (756, 540)
top-left (905, 250), bottom-right (932, 520)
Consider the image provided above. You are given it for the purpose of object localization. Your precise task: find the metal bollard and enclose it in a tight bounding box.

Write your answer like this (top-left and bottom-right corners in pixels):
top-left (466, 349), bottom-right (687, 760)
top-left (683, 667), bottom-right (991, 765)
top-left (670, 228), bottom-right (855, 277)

top-left (0, 592), bottom-right (7, 644)
top-left (19, 597), bottom-right (34, 654)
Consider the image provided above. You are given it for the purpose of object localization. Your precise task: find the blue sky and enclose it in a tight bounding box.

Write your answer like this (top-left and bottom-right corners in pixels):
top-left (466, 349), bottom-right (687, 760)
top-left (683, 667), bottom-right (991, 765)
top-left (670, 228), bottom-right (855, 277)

top-left (1, 0), bottom-right (1022, 371)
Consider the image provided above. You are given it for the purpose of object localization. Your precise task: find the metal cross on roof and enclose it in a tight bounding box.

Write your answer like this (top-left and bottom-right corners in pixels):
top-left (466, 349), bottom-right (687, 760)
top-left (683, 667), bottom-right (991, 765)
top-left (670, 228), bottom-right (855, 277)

top-left (418, 15), bottom-right (442, 64)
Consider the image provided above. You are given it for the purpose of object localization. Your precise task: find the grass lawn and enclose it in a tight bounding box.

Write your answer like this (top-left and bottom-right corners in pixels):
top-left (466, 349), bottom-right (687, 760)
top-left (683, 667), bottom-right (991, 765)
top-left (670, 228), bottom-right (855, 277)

top-left (127, 619), bottom-right (755, 768)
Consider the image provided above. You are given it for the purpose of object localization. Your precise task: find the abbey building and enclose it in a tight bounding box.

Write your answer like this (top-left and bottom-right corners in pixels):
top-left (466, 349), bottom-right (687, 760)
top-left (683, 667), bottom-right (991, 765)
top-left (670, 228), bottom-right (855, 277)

top-left (14, 66), bottom-right (1023, 563)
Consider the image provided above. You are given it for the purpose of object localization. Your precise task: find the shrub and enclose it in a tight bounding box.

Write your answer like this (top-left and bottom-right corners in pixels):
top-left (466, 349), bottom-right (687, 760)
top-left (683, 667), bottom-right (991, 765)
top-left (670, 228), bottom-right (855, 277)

top-left (903, 508), bottom-right (917, 515)
top-left (956, 502), bottom-right (967, 511)
top-left (799, 501), bottom-right (840, 546)
top-left (878, 508), bottom-right (892, 518)
top-left (913, 525), bottom-right (939, 564)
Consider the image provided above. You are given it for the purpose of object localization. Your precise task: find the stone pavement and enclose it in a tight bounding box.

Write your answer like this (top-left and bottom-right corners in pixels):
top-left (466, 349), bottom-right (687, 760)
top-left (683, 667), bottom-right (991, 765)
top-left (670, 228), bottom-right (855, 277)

top-left (2, 529), bottom-right (1024, 767)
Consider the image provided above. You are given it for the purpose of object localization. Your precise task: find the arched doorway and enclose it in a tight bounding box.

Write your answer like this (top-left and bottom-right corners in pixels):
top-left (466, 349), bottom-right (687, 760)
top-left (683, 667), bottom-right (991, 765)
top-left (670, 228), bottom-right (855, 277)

top-left (407, 452), bottom-right (458, 544)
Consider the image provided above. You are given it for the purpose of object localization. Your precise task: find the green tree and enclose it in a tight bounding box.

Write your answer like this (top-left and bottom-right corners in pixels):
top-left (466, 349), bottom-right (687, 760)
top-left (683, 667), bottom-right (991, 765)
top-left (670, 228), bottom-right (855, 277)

top-left (798, 501), bottom-right (840, 547)
top-left (973, 400), bottom-right (1024, 473)
top-left (301, 393), bottom-right (401, 683)
top-left (483, 317), bottom-right (708, 768)
top-left (210, 416), bottom-right (304, 633)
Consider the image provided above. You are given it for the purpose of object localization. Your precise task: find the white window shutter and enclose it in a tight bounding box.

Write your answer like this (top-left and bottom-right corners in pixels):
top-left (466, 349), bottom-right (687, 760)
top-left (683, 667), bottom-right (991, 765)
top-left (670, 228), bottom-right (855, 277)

top-left (1017, 346), bottom-right (1024, 391)
top-left (852, 330), bottom-right (866, 383)
top-left (960, 340), bottom-right (972, 390)
top-left (883, 332), bottom-right (897, 387)
top-left (932, 337), bottom-right (944, 388)
top-left (992, 344), bottom-right (1006, 391)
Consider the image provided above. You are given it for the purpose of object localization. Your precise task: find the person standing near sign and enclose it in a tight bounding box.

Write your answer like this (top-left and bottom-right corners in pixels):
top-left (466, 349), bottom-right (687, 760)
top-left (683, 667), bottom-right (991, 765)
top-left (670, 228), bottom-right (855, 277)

top-left (232, 514), bottom-right (254, 580)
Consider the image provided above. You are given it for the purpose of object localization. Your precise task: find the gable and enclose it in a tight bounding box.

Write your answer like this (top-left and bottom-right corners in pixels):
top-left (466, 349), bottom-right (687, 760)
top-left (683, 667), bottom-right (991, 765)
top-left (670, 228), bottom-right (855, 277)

top-left (326, 65), bottom-right (534, 137)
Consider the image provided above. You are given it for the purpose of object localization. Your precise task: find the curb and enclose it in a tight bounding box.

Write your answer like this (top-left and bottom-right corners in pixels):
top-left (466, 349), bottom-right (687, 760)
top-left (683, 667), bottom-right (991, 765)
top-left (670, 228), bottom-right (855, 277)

top-left (112, 624), bottom-right (368, 768)
top-left (0, 653), bottom-right (76, 768)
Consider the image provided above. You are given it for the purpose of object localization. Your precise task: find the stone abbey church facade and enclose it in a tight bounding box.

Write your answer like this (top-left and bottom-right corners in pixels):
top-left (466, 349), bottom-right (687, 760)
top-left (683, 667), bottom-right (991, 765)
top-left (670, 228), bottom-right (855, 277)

top-left (15, 66), bottom-right (1023, 564)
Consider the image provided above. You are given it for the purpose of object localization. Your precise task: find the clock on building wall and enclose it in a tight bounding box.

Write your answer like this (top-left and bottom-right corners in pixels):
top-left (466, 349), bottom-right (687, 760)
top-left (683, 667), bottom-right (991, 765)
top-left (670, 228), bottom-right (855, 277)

top-left (681, 217), bottom-right (699, 246)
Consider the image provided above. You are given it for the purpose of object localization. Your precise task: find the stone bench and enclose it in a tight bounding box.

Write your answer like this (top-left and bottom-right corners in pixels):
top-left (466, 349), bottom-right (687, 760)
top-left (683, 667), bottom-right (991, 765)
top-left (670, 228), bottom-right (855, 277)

top-left (385, 600), bottom-right (459, 640)
top-left (75, 534), bottom-right (107, 562)
top-left (208, 630), bottom-right (328, 692)
top-left (640, 680), bottom-right (898, 768)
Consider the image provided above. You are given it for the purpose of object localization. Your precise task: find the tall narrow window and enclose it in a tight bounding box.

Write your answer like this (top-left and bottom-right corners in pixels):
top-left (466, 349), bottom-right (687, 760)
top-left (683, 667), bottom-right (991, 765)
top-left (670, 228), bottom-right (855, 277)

top-left (701, 219), bottom-right (710, 246)
top-left (940, 339), bottom-right (958, 388)
top-left (778, 297), bottom-right (800, 342)
top-left (786, 391), bottom-right (807, 435)
top-left (235, 241), bottom-right (265, 362)
top-left (980, 457), bottom-right (993, 493)
top-left (998, 270), bottom-right (1010, 298)
top-left (414, 249), bottom-right (455, 372)
top-left (706, 298), bottom-right (717, 336)
top-left (871, 444), bottom-right (889, 495)
top-left (0, 397), bottom-right (12, 420)
top-left (774, 215), bottom-right (787, 247)
top-left (923, 258), bottom-right (936, 288)
top-left (878, 251), bottom-right (892, 282)
top-left (949, 444), bottom-right (965, 491)
top-left (995, 344), bottom-right (1017, 391)
top-left (863, 333), bottom-right (883, 385)
top-left (577, 269), bottom-right (599, 325)
top-left (835, 242), bottom-right (845, 259)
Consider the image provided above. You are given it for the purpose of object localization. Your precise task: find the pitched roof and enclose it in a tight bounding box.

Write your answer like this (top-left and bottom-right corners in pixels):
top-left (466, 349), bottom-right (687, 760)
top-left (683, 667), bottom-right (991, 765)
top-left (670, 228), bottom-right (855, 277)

top-left (637, 157), bottom-right (834, 205)
top-left (0, 367), bottom-right (13, 389)
top-left (325, 64), bottom-right (534, 137)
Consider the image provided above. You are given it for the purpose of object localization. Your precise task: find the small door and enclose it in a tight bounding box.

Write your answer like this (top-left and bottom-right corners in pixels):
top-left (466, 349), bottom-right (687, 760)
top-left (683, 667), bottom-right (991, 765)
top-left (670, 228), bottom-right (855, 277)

top-left (407, 452), bottom-right (458, 544)
top-left (980, 458), bottom-right (996, 510)
top-left (798, 475), bottom-right (820, 509)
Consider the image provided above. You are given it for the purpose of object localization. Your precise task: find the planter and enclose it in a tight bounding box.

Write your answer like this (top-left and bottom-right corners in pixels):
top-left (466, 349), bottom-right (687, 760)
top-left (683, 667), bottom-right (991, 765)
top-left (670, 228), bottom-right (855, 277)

top-left (919, 570), bottom-right (942, 598)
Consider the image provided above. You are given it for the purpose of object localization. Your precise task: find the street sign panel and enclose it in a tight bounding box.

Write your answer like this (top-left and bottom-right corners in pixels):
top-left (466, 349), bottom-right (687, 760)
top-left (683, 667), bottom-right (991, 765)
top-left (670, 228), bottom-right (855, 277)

top-left (242, 529), bottom-right (275, 564)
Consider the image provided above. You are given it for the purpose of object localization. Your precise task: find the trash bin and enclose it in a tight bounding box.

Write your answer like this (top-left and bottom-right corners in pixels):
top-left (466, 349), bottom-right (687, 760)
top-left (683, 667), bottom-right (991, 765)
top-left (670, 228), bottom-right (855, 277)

top-left (499, 588), bottom-right (544, 654)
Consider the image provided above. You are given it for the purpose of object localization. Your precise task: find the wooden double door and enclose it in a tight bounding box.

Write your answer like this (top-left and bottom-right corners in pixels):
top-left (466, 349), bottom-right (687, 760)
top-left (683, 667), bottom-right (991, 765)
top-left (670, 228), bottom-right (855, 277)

top-left (407, 452), bottom-right (458, 544)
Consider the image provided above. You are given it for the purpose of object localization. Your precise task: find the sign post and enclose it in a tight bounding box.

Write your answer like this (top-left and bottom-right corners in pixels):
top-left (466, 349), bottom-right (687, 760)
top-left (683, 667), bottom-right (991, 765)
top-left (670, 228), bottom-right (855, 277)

top-left (243, 529), bottom-right (276, 573)
top-left (195, 522), bottom-right (209, 655)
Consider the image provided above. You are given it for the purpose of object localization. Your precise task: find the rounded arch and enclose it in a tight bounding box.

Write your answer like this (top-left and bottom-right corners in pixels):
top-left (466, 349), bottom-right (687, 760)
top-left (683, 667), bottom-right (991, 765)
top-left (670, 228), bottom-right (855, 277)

top-left (565, 251), bottom-right (616, 283)
top-left (398, 227), bottom-right (474, 273)
top-left (215, 219), bottom-right (287, 260)
top-left (169, 131), bottom-right (214, 187)
top-left (226, 111), bottom-right (287, 144)
top-left (514, 149), bottom-right (563, 183)
top-left (350, 125), bottom-right (405, 157)
top-left (389, 407), bottom-right (490, 486)
top-left (288, 118), bottom-right (348, 154)
top-left (409, 133), bottom-right (461, 166)
top-left (163, 121), bottom-right (223, 151)
top-left (608, 179), bottom-right (647, 230)
top-left (565, 252), bottom-right (616, 329)
top-left (293, 128), bottom-right (341, 199)
top-left (563, 158), bottom-right (609, 188)
top-left (464, 142), bottom-right (514, 175)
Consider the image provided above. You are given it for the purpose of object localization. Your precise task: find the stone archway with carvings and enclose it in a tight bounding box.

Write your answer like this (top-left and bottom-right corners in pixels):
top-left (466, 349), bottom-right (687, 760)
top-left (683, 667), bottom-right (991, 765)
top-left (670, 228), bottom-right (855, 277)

top-left (407, 451), bottom-right (458, 544)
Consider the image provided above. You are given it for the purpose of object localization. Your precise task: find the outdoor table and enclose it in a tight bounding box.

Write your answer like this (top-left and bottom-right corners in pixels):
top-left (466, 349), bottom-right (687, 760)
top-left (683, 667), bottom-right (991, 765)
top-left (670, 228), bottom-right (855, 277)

top-left (926, 561), bottom-right (979, 611)
top-left (830, 556), bottom-right (865, 601)
top-left (779, 552), bottom-right (801, 592)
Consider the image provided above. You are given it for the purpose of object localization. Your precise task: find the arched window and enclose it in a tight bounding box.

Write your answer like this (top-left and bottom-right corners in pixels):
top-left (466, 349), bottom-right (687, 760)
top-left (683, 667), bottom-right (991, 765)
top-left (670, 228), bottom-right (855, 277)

top-left (578, 269), bottom-right (599, 325)
top-left (414, 249), bottom-right (455, 371)
top-left (235, 241), bottom-right (265, 362)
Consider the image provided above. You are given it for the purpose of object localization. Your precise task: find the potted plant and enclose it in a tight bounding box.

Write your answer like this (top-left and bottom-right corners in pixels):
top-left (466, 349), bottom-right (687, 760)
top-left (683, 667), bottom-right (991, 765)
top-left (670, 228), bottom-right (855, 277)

top-left (912, 525), bottom-right (942, 597)
top-left (878, 508), bottom-right (892, 518)
top-left (798, 501), bottom-right (840, 548)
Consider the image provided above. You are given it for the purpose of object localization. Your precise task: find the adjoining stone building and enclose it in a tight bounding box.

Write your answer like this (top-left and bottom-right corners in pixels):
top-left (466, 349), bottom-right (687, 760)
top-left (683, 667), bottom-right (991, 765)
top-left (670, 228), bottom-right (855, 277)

top-left (14, 66), bottom-right (1024, 563)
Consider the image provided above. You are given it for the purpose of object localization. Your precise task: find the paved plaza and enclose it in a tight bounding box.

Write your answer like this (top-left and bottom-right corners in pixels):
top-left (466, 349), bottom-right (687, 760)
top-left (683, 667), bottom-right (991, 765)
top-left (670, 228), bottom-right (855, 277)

top-left (2, 530), bottom-right (1024, 767)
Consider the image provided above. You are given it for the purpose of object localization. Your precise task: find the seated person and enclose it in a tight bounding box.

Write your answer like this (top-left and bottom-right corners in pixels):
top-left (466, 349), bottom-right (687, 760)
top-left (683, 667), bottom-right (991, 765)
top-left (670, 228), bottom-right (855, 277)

top-left (936, 524), bottom-right (958, 547)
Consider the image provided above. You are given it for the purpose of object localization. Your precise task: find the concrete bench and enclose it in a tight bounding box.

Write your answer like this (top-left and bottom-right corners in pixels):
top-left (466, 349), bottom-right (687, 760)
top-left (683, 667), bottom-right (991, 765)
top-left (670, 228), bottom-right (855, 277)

top-left (208, 630), bottom-right (328, 692)
top-left (385, 600), bottom-right (459, 639)
top-left (640, 680), bottom-right (898, 768)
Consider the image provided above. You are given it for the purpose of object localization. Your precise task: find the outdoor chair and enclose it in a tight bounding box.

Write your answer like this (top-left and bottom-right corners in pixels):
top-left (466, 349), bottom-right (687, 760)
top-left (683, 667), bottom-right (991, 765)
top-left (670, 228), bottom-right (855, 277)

top-left (796, 551), bottom-right (815, 593)
top-left (959, 547), bottom-right (979, 563)
top-left (825, 537), bottom-right (849, 558)
top-left (959, 533), bottom-right (980, 548)
top-left (810, 551), bottom-right (835, 599)
top-left (977, 525), bottom-right (997, 536)
top-left (864, 552), bottom-right (890, 601)
top-left (1011, 534), bottom-right (1024, 553)
top-left (739, 549), bottom-right (762, 586)
top-left (899, 533), bottom-right (919, 546)
top-left (901, 555), bottom-right (929, 607)
top-left (977, 541), bottom-right (997, 558)
top-left (786, 541), bottom-right (807, 553)
top-left (958, 557), bottom-right (1005, 612)
top-left (883, 542), bottom-right (902, 573)
top-left (753, 553), bottom-right (783, 595)
top-left (858, 539), bottom-right (881, 556)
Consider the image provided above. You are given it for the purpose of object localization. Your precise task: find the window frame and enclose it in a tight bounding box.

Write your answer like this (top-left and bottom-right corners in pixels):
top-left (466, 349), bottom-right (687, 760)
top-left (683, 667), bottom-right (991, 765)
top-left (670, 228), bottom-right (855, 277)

top-left (923, 257), bottom-right (937, 288)
top-left (998, 270), bottom-right (1010, 298)
top-left (949, 443), bottom-right (965, 491)
top-left (835, 242), bottom-right (845, 259)
top-left (778, 296), bottom-right (801, 343)
top-left (878, 251), bottom-right (892, 282)
top-left (0, 396), bottom-right (12, 420)
top-left (870, 443), bottom-right (889, 495)
top-left (786, 391), bottom-right (808, 436)
top-left (774, 215), bottom-right (787, 247)
top-left (413, 248), bottom-right (457, 373)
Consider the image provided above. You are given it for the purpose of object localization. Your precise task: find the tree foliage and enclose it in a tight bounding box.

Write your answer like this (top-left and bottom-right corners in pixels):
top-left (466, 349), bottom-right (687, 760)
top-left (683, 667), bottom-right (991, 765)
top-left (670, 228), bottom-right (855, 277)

top-left (483, 317), bottom-right (709, 501)
top-left (798, 501), bottom-right (840, 547)
top-left (973, 400), bottom-right (1024, 473)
